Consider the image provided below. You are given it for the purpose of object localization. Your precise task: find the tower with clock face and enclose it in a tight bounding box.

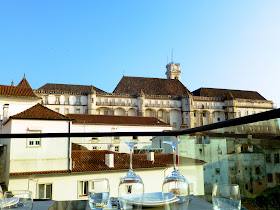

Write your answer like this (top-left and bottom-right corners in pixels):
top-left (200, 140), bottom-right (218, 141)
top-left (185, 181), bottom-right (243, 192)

top-left (165, 62), bottom-right (181, 80)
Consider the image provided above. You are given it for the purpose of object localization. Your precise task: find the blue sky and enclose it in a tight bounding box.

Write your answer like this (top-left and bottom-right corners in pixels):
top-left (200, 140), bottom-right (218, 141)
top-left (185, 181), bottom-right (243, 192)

top-left (0, 0), bottom-right (279, 107)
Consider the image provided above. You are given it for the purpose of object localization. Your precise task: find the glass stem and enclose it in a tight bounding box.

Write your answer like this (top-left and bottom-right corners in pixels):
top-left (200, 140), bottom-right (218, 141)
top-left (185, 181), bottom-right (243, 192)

top-left (130, 148), bottom-right (133, 170)
top-left (173, 147), bottom-right (176, 170)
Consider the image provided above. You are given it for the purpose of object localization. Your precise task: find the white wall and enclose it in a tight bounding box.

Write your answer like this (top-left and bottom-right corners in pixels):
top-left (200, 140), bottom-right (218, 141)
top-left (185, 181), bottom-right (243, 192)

top-left (9, 165), bottom-right (204, 201)
top-left (70, 123), bottom-right (172, 153)
top-left (2, 119), bottom-right (70, 173)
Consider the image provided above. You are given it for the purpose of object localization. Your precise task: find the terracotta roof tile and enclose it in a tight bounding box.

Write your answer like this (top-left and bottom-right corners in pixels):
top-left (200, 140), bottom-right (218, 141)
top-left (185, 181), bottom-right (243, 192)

top-left (113, 76), bottom-right (191, 96)
top-left (10, 150), bottom-right (205, 176)
top-left (10, 103), bottom-right (70, 120)
top-left (37, 83), bottom-right (107, 94)
top-left (67, 114), bottom-right (171, 126)
top-left (0, 85), bottom-right (38, 98)
top-left (10, 170), bottom-right (70, 176)
top-left (192, 88), bottom-right (267, 100)
top-left (17, 76), bottom-right (32, 89)
top-left (154, 153), bottom-right (206, 164)
top-left (71, 150), bottom-right (167, 172)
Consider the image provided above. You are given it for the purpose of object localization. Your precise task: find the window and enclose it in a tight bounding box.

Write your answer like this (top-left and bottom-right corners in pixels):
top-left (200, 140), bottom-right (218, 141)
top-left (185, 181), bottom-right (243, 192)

top-left (38, 184), bottom-right (52, 199)
top-left (237, 111), bottom-right (241, 118)
top-left (104, 110), bottom-right (108, 115)
top-left (126, 185), bottom-right (132, 193)
top-left (27, 130), bottom-right (41, 147)
top-left (114, 136), bottom-right (120, 140)
top-left (255, 166), bottom-right (261, 175)
top-left (133, 136), bottom-right (138, 140)
top-left (55, 108), bottom-right (60, 113)
top-left (65, 97), bottom-right (70, 105)
top-left (76, 97), bottom-right (81, 105)
top-left (193, 112), bottom-right (196, 117)
top-left (215, 168), bottom-right (220, 175)
top-left (274, 153), bottom-right (279, 163)
top-left (55, 96), bottom-right (60, 104)
top-left (65, 108), bottom-right (69, 114)
top-left (44, 96), bottom-right (48, 104)
top-left (276, 173), bottom-right (280, 183)
top-left (202, 112), bottom-right (206, 117)
top-left (115, 146), bottom-right (119, 152)
top-left (172, 122), bottom-right (177, 129)
top-left (92, 146), bottom-right (97, 150)
top-left (267, 173), bottom-right (273, 183)
top-left (78, 181), bottom-right (88, 197)
top-left (76, 109), bottom-right (80, 114)
top-left (266, 154), bottom-right (271, 163)
top-left (217, 118), bottom-right (220, 122)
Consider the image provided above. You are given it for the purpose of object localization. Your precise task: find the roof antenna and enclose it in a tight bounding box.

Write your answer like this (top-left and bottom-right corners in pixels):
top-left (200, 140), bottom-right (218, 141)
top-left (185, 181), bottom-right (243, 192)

top-left (171, 48), bottom-right (173, 63)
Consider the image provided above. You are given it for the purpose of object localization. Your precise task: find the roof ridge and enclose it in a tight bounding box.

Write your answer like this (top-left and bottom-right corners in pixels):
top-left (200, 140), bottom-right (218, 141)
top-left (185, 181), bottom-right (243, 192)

top-left (10, 103), bottom-right (70, 120)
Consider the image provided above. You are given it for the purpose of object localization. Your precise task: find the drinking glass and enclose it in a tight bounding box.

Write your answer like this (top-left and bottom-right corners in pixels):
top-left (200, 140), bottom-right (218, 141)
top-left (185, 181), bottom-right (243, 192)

top-left (1, 190), bottom-right (33, 210)
top-left (88, 178), bottom-right (110, 210)
top-left (162, 139), bottom-right (190, 210)
top-left (118, 142), bottom-right (144, 210)
top-left (212, 184), bottom-right (241, 210)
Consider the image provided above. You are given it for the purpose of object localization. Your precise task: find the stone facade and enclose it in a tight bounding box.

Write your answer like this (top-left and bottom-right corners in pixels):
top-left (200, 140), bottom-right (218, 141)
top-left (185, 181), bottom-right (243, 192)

top-left (34, 62), bottom-right (274, 130)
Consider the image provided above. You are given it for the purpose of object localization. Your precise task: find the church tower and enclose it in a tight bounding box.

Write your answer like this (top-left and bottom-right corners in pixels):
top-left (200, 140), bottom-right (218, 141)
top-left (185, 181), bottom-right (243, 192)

top-left (166, 62), bottom-right (181, 80)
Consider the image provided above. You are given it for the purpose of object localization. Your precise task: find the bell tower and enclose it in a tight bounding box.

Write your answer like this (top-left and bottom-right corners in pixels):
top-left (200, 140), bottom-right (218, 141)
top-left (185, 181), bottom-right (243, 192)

top-left (166, 62), bottom-right (181, 80)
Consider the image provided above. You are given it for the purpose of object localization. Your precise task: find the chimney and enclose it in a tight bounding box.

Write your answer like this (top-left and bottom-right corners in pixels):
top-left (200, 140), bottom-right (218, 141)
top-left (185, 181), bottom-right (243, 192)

top-left (147, 152), bottom-right (155, 163)
top-left (105, 154), bottom-right (114, 168)
top-left (3, 104), bottom-right (9, 121)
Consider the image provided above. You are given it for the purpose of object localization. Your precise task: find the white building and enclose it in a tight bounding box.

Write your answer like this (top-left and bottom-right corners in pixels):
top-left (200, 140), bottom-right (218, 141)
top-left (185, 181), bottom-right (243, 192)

top-left (67, 113), bottom-right (172, 153)
top-left (34, 62), bottom-right (274, 130)
top-left (0, 76), bottom-right (41, 121)
top-left (0, 104), bottom-right (205, 200)
top-left (8, 150), bottom-right (205, 200)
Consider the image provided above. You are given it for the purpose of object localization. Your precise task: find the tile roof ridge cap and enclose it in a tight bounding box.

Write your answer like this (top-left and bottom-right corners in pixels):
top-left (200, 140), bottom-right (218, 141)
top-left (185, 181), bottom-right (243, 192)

top-left (10, 103), bottom-right (71, 120)
top-left (200, 87), bottom-right (259, 93)
top-left (123, 76), bottom-right (167, 80)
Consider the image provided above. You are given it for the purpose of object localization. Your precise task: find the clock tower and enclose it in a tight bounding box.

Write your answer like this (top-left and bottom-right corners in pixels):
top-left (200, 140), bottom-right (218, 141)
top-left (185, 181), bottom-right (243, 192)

top-left (166, 62), bottom-right (181, 80)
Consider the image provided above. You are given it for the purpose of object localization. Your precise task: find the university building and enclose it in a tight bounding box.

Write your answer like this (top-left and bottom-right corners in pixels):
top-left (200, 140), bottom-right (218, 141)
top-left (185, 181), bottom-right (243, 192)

top-left (34, 62), bottom-right (274, 130)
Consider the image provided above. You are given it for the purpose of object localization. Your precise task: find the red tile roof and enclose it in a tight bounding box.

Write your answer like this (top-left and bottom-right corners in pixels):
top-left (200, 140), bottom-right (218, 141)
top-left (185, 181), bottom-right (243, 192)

top-left (71, 150), bottom-right (167, 172)
top-left (9, 103), bottom-right (70, 120)
top-left (67, 114), bottom-right (171, 127)
top-left (0, 85), bottom-right (38, 98)
top-left (10, 170), bottom-right (70, 176)
top-left (113, 76), bottom-right (192, 96)
top-left (154, 153), bottom-right (206, 165)
top-left (17, 76), bottom-right (32, 89)
top-left (10, 150), bottom-right (205, 176)
top-left (37, 83), bottom-right (107, 94)
top-left (192, 88), bottom-right (267, 101)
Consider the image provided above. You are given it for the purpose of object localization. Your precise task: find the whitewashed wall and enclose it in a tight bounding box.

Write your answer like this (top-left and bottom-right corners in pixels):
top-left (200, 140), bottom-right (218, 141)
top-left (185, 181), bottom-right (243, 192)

top-left (9, 165), bottom-right (204, 200)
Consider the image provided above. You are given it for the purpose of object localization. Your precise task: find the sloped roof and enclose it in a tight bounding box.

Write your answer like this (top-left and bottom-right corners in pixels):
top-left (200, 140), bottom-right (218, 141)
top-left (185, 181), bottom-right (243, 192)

top-left (17, 75), bottom-right (32, 89)
top-left (154, 153), bottom-right (206, 164)
top-left (10, 170), bottom-right (70, 176)
top-left (37, 83), bottom-right (107, 94)
top-left (113, 76), bottom-right (191, 96)
top-left (10, 149), bottom-right (205, 176)
top-left (192, 88), bottom-right (267, 100)
top-left (9, 103), bottom-right (70, 120)
top-left (71, 150), bottom-right (167, 172)
top-left (0, 85), bottom-right (38, 98)
top-left (67, 114), bottom-right (171, 127)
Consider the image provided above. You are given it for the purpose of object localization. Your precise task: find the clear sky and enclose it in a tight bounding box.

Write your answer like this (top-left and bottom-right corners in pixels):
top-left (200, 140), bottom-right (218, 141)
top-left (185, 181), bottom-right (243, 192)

top-left (0, 0), bottom-right (279, 107)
